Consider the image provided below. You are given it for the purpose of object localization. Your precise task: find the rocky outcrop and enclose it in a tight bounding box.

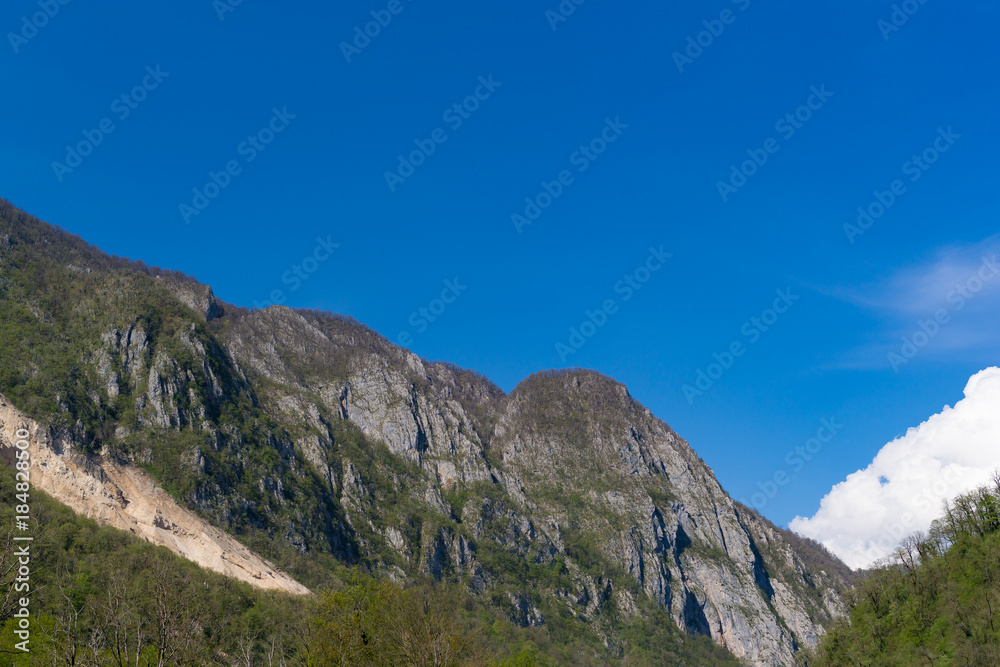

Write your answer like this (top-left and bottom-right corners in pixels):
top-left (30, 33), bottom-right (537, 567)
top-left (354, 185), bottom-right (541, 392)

top-left (484, 371), bottom-right (838, 665)
top-left (0, 394), bottom-right (309, 595)
top-left (217, 311), bottom-right (851, 665)
top-left (0, 198), bottom-right (854, 666)
top-left (154, 276), bottom-right (222, 321)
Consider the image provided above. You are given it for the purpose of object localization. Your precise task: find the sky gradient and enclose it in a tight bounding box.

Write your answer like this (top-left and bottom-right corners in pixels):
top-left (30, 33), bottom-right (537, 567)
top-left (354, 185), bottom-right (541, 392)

top-left (2, 0), bottom-right (998, 541)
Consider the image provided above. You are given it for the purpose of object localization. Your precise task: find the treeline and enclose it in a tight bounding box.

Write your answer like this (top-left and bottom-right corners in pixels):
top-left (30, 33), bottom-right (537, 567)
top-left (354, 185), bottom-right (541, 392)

top-left (0, 464), bottom-right (542, 666)
top-left (0, 460), bottom-right (746, 666)
top-left (806, 475), bottom-right (1000, 666)
top-left (0, 196), bottom-right (198, 284)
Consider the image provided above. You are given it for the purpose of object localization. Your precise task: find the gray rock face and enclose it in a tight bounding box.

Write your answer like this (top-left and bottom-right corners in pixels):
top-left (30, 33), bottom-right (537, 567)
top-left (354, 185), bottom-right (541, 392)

top-left (155, 276), bottom-right (222, 321)
top-left (208, 309), bottom-right (851, 666)
top-left (94, 323), bottom-right (148, 397)
top-left (0, 206), bottom-right (851, 666)
top-left (476, 372), bottom-right (826, 665)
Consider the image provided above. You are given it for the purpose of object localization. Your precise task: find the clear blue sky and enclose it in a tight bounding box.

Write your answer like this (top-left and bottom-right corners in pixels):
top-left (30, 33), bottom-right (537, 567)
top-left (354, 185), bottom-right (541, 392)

top-left (2, 0), bottom-right (998, 529)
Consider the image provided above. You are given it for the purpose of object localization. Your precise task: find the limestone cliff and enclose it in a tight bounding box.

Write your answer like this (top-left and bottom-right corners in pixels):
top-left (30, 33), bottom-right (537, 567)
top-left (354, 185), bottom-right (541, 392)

top-left (213, 307), bottom-right (852, 665)
top-left (0, 197), bottom-right (853, 665)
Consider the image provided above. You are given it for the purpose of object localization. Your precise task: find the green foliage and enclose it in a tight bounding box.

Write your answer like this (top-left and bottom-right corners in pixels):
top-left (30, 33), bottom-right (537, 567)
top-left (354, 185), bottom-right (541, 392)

top-left (446, 486), bottom-right (471, 522)
top-left (311, 572), bottom-right (501, 666)
top-left (646, 485), bottom-right (676, 509)
top-left (0, 465), bottom-right (313, 666)
top-left (0, 200), bottom-right (208, 454)
top-left (806, 479), bottom-right (1000, 666)
top-left (0, 199), bottom-right (361, 589)
top-left (0, 467), bottom-right (542, 667)
top-left (615, 600), bottom-right (743, 667)
top-left (688, 541), bottom-right (729, 564)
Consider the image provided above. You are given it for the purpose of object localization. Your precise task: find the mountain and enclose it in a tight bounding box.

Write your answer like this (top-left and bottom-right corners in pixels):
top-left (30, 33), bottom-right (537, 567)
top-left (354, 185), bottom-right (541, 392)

top-left (0, 197), bottom-right (854, 665)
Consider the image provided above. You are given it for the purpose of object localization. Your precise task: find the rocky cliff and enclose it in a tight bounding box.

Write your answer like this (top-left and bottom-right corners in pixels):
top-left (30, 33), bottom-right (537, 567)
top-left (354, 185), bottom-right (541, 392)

top-left (0, 394), bottom-right (309, 595)
top-left (0, 197), bottom-right (852, 665)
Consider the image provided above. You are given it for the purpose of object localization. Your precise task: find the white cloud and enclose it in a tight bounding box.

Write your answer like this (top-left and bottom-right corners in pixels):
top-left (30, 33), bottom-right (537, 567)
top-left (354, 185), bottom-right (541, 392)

top-left (790, 366), bottom-right (1000, 569)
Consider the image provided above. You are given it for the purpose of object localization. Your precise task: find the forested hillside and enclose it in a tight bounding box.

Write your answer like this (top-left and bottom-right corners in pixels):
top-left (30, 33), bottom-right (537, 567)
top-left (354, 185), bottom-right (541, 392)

top-left (806, 477), bottom-right (1000, 666)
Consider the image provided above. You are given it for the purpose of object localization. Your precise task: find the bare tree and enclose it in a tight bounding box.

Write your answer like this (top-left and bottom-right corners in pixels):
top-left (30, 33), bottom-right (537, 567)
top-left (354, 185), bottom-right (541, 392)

top-left (92, 569), bottom-right (147, 667)
top-left (896, 532), bottom-right (924, 575)
top-left (233, 628), bottom-right (260, 667)
top-left (145, 554), bottom-right (206, 667)
top-left (0, 525), bottom-right (19, 623)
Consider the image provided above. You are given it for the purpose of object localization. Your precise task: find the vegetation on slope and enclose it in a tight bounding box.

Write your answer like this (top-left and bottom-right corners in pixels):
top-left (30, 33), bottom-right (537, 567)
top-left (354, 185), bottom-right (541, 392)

top-left (0, 198), bottom-right (361, 585)
top-left (0, 199), bottom-right (751, 664)
top-left (805, 477), bottom-right (1000, 666)
top-left (0, 465), bottom-right (740, 666)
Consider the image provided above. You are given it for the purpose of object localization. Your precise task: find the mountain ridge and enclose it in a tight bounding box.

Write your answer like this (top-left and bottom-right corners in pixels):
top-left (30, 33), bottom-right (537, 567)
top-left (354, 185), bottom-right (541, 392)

top-left (0, 197), bottom-right (852, 665)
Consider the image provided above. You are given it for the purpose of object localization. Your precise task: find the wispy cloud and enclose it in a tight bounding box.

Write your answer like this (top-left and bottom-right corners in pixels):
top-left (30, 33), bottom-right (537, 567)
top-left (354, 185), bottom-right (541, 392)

top-left (826, 237), bottom-right (1000, 370)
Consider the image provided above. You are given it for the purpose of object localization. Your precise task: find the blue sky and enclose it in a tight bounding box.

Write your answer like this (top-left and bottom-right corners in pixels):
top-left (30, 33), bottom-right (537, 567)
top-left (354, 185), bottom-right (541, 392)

top-left (2, 0), bottom-right (998, 531)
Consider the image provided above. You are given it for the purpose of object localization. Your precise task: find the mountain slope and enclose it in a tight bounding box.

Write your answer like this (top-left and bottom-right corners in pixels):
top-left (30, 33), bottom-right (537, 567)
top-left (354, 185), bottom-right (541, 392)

top-left (0, 393), bottom-right (308, 594)
top-left (808, 480), bottom-right (1000, 665)
top-left (0, 197), bottom-right (852, 665)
